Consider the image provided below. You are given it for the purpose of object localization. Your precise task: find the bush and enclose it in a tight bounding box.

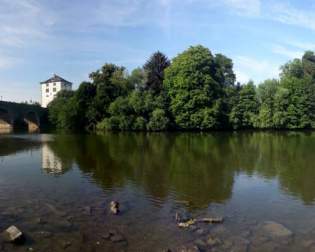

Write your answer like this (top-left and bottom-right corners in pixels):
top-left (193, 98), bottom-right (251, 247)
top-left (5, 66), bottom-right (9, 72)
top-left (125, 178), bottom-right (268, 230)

top-left (132, 116), bottom-right (147, 131)
top-left (147, 109), bottom-right (169, 131)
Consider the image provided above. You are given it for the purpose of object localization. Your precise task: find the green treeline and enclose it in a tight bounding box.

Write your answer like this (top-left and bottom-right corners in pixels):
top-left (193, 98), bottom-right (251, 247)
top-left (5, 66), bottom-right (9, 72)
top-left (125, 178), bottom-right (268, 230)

top-left (48, 45), bottom-right (315, 131)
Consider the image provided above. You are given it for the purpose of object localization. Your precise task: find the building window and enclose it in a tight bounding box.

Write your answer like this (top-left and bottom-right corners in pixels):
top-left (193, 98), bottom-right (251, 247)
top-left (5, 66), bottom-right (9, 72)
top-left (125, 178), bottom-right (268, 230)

top-left (53, 83), bottom-right (56, 86)
top-left (46, 88), bottom-right (49, 93)
top-left (53, 88), bottom-right (56, 92)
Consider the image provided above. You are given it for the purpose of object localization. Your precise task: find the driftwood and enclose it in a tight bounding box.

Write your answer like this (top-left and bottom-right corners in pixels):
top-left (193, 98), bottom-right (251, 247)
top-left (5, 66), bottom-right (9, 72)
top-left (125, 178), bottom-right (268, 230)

top-left (197, 217), bottom-right (224, 224)
top-left (177, 217), bottom-right (224, 228)
top-left (177, 219), bottom-right (196, 228)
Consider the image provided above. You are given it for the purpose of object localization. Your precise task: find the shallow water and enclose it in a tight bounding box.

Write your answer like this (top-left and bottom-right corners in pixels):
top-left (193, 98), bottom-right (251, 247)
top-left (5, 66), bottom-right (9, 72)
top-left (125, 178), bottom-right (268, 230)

top-left (1, 132), bottom-right (315, 251)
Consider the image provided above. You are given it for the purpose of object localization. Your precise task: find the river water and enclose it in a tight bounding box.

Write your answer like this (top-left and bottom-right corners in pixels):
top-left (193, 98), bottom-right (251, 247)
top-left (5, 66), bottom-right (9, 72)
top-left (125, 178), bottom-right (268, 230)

top-left (1, 132), bottom-right (315, 251)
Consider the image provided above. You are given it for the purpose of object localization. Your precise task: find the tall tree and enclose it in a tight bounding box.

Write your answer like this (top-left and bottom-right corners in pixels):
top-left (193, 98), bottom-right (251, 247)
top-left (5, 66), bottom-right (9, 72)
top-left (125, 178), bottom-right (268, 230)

top-left (75, 82), bottom-right (98, 130)
top-left (143, 51), bottom-right (170, 93)
top-left (164, 45), bottom-right (226, 130)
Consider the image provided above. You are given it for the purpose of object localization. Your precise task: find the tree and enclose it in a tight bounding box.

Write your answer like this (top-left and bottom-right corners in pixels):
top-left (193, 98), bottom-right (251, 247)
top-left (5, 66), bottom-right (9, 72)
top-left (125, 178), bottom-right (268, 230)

top-left (229, 81), bottom-right (259, 129)
top-left (273, 76), bottom-right (315, 129)
top-left (147, 109), bottom-right (169, 131)
top-left (302, 51), bottom-right (315, 78)
top-left (280, 59), bottom-right (304, 79)
top-left (89, 63), bottom-right (131, 119)
top-left (48, 90), bottom-right (79, 130)
top-left (143, 51), bottom-right (170, 93)
top-left (98, 96), bottom-right (133, 131)
top-left (214, 53), bottom-right (236, 87)
top-left (75, 82), bottom-right (97, 129)
top-left (256, 79), bottom-right (279, 128)
top-left (164, 45), bottom-right (226, 130)
top-left (129, 67), bottom-right (146, 90)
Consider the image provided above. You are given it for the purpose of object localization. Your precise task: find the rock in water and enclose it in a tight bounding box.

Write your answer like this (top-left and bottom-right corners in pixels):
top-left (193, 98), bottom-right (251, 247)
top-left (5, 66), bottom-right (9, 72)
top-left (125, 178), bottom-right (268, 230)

top-left (110, 201), bottom-right (120, 215)
top-left (261, 221), bottom-right (293, 238)
top-left (3, 226), bottom-right (23, 243)
top-left (207, 236), bottom-right (221, 247)
top-left (110, 233), bottom-right (126, 243)
top-left (176, 244), bottom-right (200, 252)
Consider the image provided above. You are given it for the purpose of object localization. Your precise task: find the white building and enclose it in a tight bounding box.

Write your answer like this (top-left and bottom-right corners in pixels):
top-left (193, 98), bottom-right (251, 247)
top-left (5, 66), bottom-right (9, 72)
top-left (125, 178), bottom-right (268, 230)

top-left (40, 74), bottom-right (72, 108)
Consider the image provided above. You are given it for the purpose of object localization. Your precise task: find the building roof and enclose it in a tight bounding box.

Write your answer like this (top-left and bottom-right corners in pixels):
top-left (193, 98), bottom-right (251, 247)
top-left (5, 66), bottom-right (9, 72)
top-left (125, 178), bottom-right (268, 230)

top-left (40, 74), bottom-right (72, 85)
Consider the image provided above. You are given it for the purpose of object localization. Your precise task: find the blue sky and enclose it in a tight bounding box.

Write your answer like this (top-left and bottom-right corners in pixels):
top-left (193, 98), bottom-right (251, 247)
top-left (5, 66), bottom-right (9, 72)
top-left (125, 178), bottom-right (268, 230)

top-left (2, 0), bottom-right (315, 102)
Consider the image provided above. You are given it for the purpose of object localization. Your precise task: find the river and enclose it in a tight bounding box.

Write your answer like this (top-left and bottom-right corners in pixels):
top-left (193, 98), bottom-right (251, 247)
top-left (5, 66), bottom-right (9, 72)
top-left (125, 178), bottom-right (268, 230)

top-left (1, 132), bottom-right (315, 251)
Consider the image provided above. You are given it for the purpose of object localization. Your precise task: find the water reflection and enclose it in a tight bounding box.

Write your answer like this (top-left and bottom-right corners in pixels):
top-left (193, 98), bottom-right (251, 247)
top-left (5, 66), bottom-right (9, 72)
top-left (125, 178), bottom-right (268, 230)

top-left (2, 132), bottom-right (315, 206)
top-left (40, 132), bottom-right (315, 206)
top-left (0, 135), bottom-right (40, 156)
top-left (41, 143), bottom-right (71, 175)
top-left (0, 128), bottom-right (12, 134)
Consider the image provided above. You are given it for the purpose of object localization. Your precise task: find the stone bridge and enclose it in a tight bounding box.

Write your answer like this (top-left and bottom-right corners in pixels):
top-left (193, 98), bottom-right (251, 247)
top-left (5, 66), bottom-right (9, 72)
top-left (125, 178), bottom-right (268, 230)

top-left (0, 101), bottom-right (47, 132)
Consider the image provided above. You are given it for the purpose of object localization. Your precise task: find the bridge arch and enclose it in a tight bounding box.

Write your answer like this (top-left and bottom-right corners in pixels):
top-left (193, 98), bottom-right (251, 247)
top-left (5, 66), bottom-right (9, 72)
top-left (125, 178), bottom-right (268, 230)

top-left (24, 111), bottom-right (40, 131)
top-left (0, 107), bottom-right (13, 131)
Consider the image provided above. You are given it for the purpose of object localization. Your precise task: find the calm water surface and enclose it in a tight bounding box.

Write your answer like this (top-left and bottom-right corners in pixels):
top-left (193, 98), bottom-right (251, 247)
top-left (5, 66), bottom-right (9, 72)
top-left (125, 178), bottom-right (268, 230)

top-left (1, 132), bottom-right (315, 251)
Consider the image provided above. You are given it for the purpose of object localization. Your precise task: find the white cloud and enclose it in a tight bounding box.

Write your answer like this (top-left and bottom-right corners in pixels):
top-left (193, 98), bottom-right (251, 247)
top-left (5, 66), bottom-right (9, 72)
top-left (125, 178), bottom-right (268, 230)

top-left (0, 54), bottom-right (19, 69)
top-left (223, 0), bottom-right (261, 16)
top-left (0, 0), bottom-right (55, 48)
top-left (91, 0), bottom-right (175, 28)
top-left (234, 56), bottom-right (280, 84)
top-left (269, 2), bottom-right (315, 31)
top-left (272, 44), bottom-right (303, 59)
top-left (284, 41), bottom-right (315, 51)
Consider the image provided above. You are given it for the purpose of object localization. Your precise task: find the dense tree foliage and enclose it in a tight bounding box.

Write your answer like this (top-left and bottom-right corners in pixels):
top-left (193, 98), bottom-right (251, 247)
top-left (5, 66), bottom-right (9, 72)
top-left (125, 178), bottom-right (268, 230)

top-left (230, 81), bottom-right (259, 129)
top-left (143, 51), bottom-right (170, 93)
top-left (48, 47), bottom-right (315, 131)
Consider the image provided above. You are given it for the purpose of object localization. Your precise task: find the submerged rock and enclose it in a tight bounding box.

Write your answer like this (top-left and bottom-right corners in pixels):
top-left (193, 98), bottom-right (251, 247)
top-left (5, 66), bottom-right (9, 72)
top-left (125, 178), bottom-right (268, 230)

top-left (34, 217), bottom-right (47, 225)
top-left (302, 239), bottom-right (315, 248)
top-left (33, 231), bottom-right (53, 239)
top-left (195, 228), bottom-right (205, 235)
top-left (103, 229), bottom-right (126, 243)
top-left (2, 226), bottom-right (24, 243)
top-left (194, 239), bottom-right (207, 248)
top-left (45, 203), bottom-right (67, 217)
top-left (83, 206), bottom-right (93, 216)
top-left (110, 233), bottom-right (126, 243)
top-left (62, 241), bottom-right (72, 249)
top-left (260, 221), bottom-right (293, 238)
top-left (176, 244), bottom-right (201, 252)
top-left (207, 236), bottom-right (221, 247)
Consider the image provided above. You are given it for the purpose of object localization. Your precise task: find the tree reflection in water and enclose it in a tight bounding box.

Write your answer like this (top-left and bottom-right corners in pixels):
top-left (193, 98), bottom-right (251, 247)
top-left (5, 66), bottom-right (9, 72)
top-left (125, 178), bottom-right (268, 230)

top-left (43, 131), bottom-right (315, 206)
